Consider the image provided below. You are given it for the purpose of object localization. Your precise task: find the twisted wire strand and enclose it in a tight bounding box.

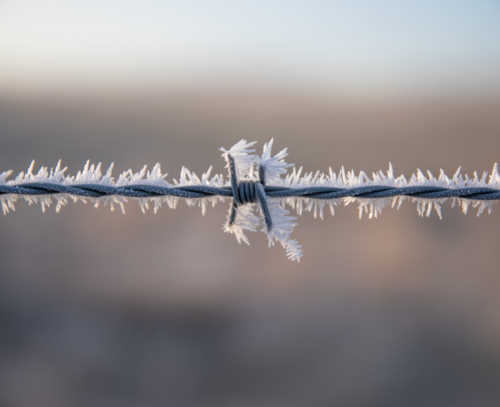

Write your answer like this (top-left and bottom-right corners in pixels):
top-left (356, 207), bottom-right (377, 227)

top-left (1, 183), bottom-right (500, 201)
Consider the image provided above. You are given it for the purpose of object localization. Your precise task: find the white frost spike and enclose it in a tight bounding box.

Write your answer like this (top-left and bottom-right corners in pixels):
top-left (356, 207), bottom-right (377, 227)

top-left (100, 163), bottom-right (115, 186)
top-left (224, 204), bottom-right (260, 245)
top-left (70, 161), bottom-right (108, 185)
top-left (285, 240), bottom-right (303, 262)
top-left (115, 163), bottom-right (171, 187)
top-left (350, 197), bottom-right (394, 219)
top-left (0, 170), bottom-right (13, 185)
top-left (489, 164), bottom-right (500, 188)
top-left (1, 195), bottom-right (17, 215)
top-left (220, 139), bottom-right (257, 180)
top-left (9, 160), bottom-right (68, 185)
top-left (263, 199), bottom-right (302, 262)
top-left (255, 138), bottom-right (294, 184)
top-left (414, 199), bottom-right (445, 218)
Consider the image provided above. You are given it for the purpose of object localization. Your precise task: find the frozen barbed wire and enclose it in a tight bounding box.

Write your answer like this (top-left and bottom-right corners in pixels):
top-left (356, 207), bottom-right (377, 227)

top-left (1, 139), bottom-right (500, 261)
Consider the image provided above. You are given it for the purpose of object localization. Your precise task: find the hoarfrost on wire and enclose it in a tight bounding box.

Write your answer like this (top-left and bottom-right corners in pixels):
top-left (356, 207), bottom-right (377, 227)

top-left (1, 139), bottom-right (499, 261)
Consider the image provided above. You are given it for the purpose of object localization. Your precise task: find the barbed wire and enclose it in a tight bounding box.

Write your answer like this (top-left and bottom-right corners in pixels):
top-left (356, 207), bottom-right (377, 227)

top-left (1, 139), bottom-right (499, 261)
top-left (2, 182), bottom-right (500, 200)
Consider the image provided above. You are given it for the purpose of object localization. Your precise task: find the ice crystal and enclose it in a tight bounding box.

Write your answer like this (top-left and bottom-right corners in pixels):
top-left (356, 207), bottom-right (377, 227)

top-left (263, 199), bottom-right (302, 261)
top-left (1, 140), bottom-right (499, 261)
top-left (220, 139), bottom-right (257, 181)
top-left (255, 138), bottom-right (294, 184)
top-left (223, 204), bottom-right (261, 245)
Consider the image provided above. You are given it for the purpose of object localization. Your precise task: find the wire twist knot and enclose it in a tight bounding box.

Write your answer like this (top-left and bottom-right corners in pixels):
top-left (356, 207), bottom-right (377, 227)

top-left (233, 180), bottom-right (258, 205)
top-left (226, 154), bottom-right (273, 232)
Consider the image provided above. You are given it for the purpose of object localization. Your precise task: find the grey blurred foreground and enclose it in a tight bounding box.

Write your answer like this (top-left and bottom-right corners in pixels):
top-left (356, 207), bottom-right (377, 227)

top-left (1, 92), bottom-right (500, 406)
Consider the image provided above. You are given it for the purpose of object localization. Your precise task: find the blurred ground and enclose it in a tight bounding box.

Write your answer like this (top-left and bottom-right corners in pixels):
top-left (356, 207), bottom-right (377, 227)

top-left (1, 91), bottom-right (500, 406)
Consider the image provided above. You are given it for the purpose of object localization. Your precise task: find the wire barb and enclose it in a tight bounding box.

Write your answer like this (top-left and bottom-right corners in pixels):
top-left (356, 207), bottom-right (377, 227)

top-left (1, 139), bottom-right (499, 261)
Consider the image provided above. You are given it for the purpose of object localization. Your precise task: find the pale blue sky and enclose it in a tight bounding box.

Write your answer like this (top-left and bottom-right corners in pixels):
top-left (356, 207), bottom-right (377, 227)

top-left (1, 0), bottom-right (499, 96)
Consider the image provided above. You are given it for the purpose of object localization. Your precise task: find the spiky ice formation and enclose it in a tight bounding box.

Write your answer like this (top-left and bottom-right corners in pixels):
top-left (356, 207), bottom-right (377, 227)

top-left (1, 139), bottom-right (499, 261)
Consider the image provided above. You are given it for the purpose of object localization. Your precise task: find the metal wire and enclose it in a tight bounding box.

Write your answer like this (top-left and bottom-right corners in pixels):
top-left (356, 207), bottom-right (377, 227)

top-left (2, 182), bottom-right (500, 201)
top-left (2, 140), bottom-right (499, 261)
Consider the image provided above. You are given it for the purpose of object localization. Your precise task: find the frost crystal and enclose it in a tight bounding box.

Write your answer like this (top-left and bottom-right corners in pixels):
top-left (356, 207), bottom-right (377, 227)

top-left (220, 139), bottom-right (257, 180)
top-left (255, 138), bottom-right (294, 184)
top-left (263, 199), bottom-right (302, 261)
top-left (1, 139), bottom-right (499, 261)
top-left (223, 204), bottom-right (260, 245)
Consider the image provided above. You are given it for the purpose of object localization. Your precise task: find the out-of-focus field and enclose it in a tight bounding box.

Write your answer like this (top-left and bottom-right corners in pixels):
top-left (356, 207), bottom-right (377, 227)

top-left (1, 91), bottom-right (500, 406)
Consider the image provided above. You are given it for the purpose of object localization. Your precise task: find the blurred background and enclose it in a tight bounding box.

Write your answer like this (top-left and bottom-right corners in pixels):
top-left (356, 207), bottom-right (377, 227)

top-left (1, 1), bottom-right (500, 406)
